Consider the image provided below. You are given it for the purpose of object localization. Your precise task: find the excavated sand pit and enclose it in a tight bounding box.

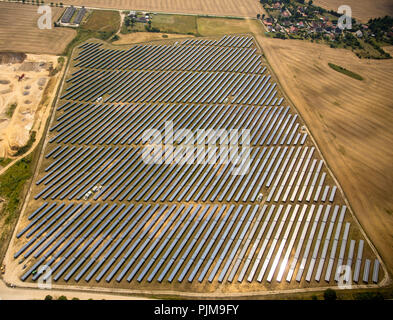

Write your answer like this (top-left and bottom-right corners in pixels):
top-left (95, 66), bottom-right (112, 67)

top-left (0, 53), bottom-right (59, 158)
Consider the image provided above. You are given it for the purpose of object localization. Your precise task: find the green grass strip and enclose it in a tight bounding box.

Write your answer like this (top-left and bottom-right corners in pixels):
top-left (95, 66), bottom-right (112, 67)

top-left (328, 63), bottom-right (364, 81)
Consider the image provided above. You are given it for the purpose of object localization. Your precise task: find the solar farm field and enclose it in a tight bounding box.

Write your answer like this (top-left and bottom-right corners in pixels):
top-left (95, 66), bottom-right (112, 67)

top-left (7, 35), bottom-right (385, 295)
top-left (59, 0), bottom-right (261, 18)
top-left (0, 2), bottom-right (76, 55)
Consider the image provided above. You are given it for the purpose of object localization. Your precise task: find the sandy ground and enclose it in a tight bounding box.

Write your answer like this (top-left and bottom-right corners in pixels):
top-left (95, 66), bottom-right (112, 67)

top-left (0, 54), bottom-right (58, 158)
top-left (0, 2), bottom-right (76, 55)
top-left (253, 36), bottom-right (393, 276)
top-left (314, 0), bottom-right (393, 22)
top-left (114, 32), bottom-right (192, 45)
top-left (59, 0), bottom-right (261, 17)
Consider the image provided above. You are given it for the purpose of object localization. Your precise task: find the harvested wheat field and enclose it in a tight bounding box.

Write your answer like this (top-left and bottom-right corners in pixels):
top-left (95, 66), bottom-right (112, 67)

top-left (314, 0), bottom-right (393, 22)
top-left (383, 46), bottom-right (393, 56)
top-left (255, 36), bottom-right (393, 276)
top-left (197, 17), bottom-right (264, 36)
top-left (0, 2), bottom-right (76, 55)
top-left (113, 32), bottom-right (192, 45)
top-left (60, 0), bottom-right (261, 17)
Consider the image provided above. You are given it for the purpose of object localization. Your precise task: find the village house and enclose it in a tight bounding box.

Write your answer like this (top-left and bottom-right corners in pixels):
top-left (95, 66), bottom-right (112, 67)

top-left (281, 9), bottom-right (291, 18)
top-left (289, 26), bottom-right (298, 33)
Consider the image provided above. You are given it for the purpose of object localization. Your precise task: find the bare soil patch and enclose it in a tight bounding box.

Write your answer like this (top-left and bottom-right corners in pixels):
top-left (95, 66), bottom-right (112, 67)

top-left (0, 52), bottom-right (26, 65)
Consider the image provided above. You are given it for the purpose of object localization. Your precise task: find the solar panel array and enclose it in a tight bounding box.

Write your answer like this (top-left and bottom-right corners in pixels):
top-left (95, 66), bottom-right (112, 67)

top-left (73, 7), bottom-right (86, 25)
top-left (61, 6), bottom-right (76, 23)
top-left (13, 36), bottom-right (381, 291)
top-left (60, 6), bottom-right (85, 25)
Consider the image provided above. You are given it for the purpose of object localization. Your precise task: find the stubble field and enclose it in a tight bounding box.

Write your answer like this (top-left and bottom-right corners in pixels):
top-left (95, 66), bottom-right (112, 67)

top-left (314, 0), bottom-right (393, 22)
top-left (60, 0), bottom-right (261, 17)
top-left (0, 3), bottom-right (76, 55)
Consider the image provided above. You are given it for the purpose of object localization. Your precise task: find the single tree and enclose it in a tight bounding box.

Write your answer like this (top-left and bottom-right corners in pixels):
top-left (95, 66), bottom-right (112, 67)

top-left (323, 288), bottom-right (337, 301)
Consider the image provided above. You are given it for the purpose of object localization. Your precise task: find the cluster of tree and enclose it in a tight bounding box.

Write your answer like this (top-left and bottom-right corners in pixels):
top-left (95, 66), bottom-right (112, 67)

top-left (15, 131), bottom-right (36, 156)
top-left (48, 56), bottom-right (65, 76)
top-left (323, 288), bottom-right (337, 301)
top-left (364, 38), bottom-right (392, 58)
top-left (124, 17), bottom-right (160, 33)
top-left (328, 10), bottom-right (341, 18)
top-left (259, 0), bottom-right (310, 4)
top-left (367, 16), bottom-right (393, 43)
top-left (45, 295), bottom-right (82, 300)
top-left (145, 21), bottom-right (160, 33)
top-left (259, 0), bottom-right (392, 60)
top-left (343, 32), bottom-right (361, 48)
top-left (368, 16), bottom-right (393, 33)
top-left (273, 32), bottom-right (287, 39)
top-left (124, 16), bottom-right (136, 28)
top-left (315, 289), bottom-right (385, 301)
top-left (12, 0), bottom-right (47, 4)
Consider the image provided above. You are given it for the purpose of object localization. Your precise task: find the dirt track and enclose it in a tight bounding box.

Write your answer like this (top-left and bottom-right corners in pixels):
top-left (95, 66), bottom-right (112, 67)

top-left (0, 279), bottom-right (148, 300)
top-left (254, 36), bottom-right (393, 276)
